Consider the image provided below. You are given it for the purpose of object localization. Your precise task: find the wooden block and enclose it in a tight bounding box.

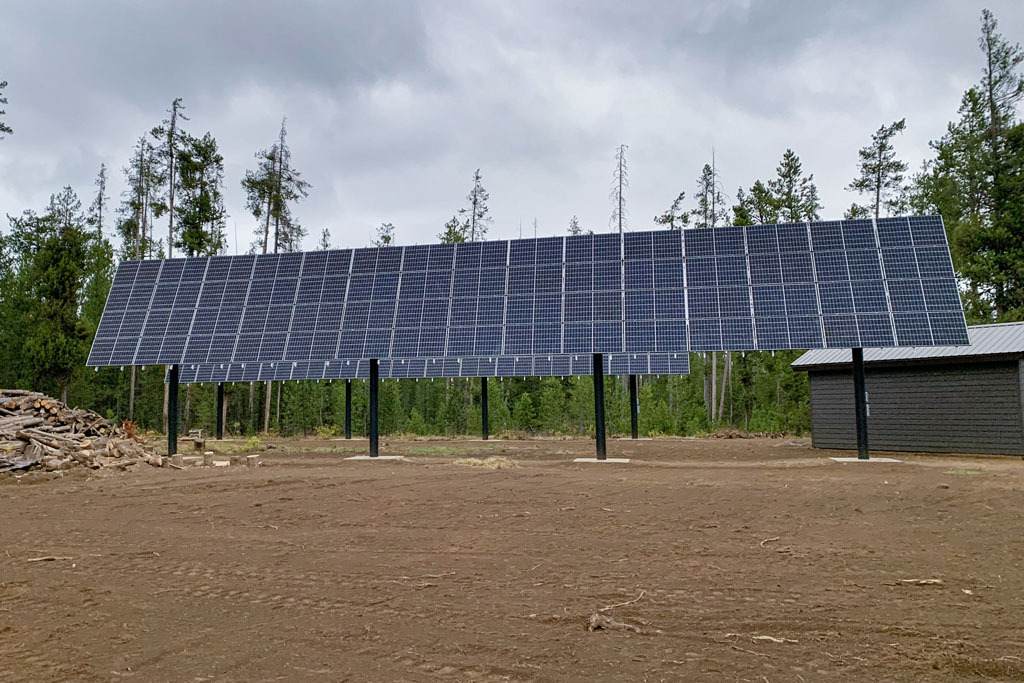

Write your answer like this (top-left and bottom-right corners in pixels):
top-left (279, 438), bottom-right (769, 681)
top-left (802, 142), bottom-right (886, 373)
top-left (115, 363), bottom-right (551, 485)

top-left (203, 452), bottom-right (213, 467)
top-left (230, 455), bottom-right (243, 466)
top-left (246, 454), bottom-right (260, 468)
top-left (171, 454), bottom-right (184, 468)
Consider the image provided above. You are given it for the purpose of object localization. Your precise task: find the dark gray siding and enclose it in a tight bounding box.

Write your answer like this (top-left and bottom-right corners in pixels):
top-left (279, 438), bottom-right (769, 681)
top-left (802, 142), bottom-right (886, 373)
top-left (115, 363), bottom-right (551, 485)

top-left (808, 360), bottom-right (1024, 455)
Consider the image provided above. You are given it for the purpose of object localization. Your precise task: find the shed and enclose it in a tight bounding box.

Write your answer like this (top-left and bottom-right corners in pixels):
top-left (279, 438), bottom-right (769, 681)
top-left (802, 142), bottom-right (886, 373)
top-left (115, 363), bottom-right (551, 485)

top-left (791, 322), bottom-right (1024, 456)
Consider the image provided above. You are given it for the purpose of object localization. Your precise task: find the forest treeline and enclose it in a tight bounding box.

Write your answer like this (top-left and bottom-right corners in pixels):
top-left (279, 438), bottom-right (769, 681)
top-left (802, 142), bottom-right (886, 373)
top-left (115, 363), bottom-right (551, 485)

top-left (0, 10), bottom-right (1022, 438)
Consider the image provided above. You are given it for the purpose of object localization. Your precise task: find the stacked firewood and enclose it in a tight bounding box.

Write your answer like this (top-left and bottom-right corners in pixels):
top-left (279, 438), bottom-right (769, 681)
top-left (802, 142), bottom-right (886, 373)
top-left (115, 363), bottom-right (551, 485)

top-left (0, 389), bottom-right (161, 472)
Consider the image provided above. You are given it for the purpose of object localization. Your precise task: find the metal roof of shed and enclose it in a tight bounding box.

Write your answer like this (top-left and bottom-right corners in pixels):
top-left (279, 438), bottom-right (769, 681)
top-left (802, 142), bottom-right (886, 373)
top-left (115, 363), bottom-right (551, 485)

top-left (791, 321), bottom-right (1024, 370)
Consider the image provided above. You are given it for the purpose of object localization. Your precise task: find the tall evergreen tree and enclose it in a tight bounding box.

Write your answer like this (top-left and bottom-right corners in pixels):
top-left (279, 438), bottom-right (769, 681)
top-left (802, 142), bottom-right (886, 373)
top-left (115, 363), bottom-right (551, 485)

top-left (913, 9), bottom-right (1024, 320)
top-left (242, 118), bottom-right (310, 255)
top-left (88, 164), bottom-right (108, 237)
top-left (151, 97), bottom-right (188, 258)
top-left (268, 118), bottom-right (310, 253)
top-left (979, 8), bottom-right (1024, 185)
top-left (438, 215), bottom-right (467, 243)
top-left (0, 79), bottom-right (11, 139)
top-left (117, 136), bottom-right (161, 260)
top-left (4, 188), bottom-right (95, 402)
top-left (654, 192), bottom-right (689, 229)
top-left (175, 132), bottom-right (226, 257)
top-left (610, 144), bottom-right (628, 233)
top-left (692, 163), bottom-right (727, 228)
top-left (847, 118), bottom-right (908, 218)
top-left (458, 170), bottom-right (491, 241)
top-left (731, 187), bottom-right (753, 226)
top-left (747, 180), bottom-right (779, 225)
top-left (768, 149), bottom-right (821, 222)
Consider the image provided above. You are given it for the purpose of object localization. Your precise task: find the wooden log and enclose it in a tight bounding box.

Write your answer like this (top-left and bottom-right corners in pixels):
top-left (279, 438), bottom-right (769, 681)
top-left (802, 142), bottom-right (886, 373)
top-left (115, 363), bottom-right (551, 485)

top-left (28, 438), bottom-right (62, 457)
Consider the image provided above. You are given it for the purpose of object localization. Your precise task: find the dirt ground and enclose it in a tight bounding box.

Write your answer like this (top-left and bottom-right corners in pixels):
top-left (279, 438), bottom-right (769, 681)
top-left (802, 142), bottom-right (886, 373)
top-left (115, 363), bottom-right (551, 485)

top-left (2, 436), bottom-right (1023, 682)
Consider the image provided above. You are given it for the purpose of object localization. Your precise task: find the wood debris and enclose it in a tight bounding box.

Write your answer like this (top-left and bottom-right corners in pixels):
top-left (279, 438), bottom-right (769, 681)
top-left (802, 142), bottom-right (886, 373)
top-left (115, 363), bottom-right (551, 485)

top-left (898, 578), bottom-right (944, 586)
top-left (0, 389), bottom-right (161, 472)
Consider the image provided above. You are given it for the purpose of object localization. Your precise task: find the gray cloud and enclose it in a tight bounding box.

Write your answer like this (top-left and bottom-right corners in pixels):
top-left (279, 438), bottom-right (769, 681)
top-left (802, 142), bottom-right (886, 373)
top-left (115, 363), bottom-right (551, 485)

top-left (1, 0), bottom-right (1022, 252)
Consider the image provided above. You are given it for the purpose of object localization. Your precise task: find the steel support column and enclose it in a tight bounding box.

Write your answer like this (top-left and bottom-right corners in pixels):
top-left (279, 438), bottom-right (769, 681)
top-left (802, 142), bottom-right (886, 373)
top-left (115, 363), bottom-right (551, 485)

top-left (628, 374), bottom-right (639, 439)
top-left (852, 347), bottom-right (870, 460)
top-left (369, 360), bottom-right (379, 457)
top-left (168, 364), bottom-right (179, 456)
top-left (216, 382), bottom-right (224, 440)
top-left (593, 353), bottom-right (606, 460)
top-left (344, 379), bottom-right (352, 439)
top-left (481, 377), bottom-right (489, 441)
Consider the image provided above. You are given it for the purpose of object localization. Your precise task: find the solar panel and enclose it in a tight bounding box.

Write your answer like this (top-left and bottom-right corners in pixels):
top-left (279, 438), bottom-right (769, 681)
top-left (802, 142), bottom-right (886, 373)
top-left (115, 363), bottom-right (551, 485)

top-left (88, 215), bottom-right (969, 383)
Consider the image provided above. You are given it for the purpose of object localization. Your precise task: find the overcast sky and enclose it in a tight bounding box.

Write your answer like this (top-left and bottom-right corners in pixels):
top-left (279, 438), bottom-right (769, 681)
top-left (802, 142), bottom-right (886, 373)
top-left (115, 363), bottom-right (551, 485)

top-left (1, 0), bottom-right (1022, 254)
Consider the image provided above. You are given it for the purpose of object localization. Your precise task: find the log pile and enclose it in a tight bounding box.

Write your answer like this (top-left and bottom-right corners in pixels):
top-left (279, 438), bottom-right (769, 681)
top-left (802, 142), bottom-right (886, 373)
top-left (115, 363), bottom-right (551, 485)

top-left (0, 389), bottom-right (161, 472)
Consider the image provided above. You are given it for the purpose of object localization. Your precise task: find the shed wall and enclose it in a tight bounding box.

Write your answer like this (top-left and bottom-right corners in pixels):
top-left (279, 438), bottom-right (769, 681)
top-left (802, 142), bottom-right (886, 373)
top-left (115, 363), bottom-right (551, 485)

top-left (807, 360), bottom-right (1024, 455)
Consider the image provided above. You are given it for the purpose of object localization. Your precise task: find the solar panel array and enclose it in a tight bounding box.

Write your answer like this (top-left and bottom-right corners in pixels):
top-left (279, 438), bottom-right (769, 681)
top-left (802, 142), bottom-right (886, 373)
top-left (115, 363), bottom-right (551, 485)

top-left (87, 216), bottom-right (968, 383)
top-left (683, 216), bottom-right (968, 350)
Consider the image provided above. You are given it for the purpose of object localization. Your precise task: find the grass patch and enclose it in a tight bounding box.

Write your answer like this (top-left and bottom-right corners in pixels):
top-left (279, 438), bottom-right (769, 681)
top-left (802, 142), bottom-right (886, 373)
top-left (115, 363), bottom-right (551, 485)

top-left (409, 446), bottom-right (464, 456)
top-left (944, 468), bottom-right (984, 476)
top-left (208, 436), bottom-right (263, 454)
top-left (299, 446), bottom-right (364, 454)
top-left (408, 444), bottom-right (504, 456)
top-left (451, 456), bottom-right (516, 470)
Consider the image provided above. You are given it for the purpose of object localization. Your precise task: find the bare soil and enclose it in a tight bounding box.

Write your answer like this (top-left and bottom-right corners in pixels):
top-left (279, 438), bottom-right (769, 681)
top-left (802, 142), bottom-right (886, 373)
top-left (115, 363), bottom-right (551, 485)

top-left (2, 437), bottom-right (1023, 682)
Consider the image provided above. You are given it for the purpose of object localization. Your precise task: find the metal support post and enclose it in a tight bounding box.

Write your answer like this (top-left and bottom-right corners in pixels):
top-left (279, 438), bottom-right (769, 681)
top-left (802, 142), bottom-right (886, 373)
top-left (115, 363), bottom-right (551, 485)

top-left (344, 379), bottom-right (352, 439)
top-left (216, 382), bottom-right (224, 440)
top-left (481, 376), bottom-right (489, 441)
top-left (628, 374), bottom-right (639, 439)
top-left (593, 353), bottom-right (606, 460)
top-left (168, 364), bottom-right (179, 456)
top-left (852, 347), bottom-right (870, 460)
top-left (369, 360), bottom-right (379, 457)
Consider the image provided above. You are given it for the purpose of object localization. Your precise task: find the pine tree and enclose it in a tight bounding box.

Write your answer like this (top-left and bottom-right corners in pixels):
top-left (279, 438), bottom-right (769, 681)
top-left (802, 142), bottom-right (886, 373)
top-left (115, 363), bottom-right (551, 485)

top-left (150, 98), bottom-right (188, 258)
top-left (438, 215), bottom-right (467, 243)
top-left (568, 215), bottom-right (583, 235)
top-left (747, 180), bottom-right (779, 225)
top-left (374, 222), bottom-right (395, 246)
top-left (269, 118), bottom-right (310, 253)
top-left (242, 147), bottom-right (276, 254)
top-left (847, 119), bottom-right (908, 218)
top-left (844, 203), bottom-right (872, 219)
top-left (0, 79), bottom-right (11, 139)
top-left (692, 163), bottom-right (727, 228)
top-left (6, 189), bottom-right (94, 402)
top-left (610, 145), bottom-right (628, 233)
top-left (912, 10), bottom-right (1024, 320)
top-left (88, 164), bottom-right (108, 237)
top-left (318, 228), bottom-right (332, 250)
top-left (242, 118), bottom-right (311, 255)
top-left (117, 136), bottom-right (161, 260)
top-left (175, 132), bottom-right (226, 257)
top-left (115, 137), bottom-right (160, 420)
top-left (730, 187), bottom-right (753, 226)
top-left (654, 192), bottom-right (689, 229)
top-left (241, 119), bottom-right (311, 432)
top-left (979, 9), bottom-right (1024, 184)
top-left (458, 170), bottom-right (491, 241)
top-left (768, 149), bottom-right (821, 222)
